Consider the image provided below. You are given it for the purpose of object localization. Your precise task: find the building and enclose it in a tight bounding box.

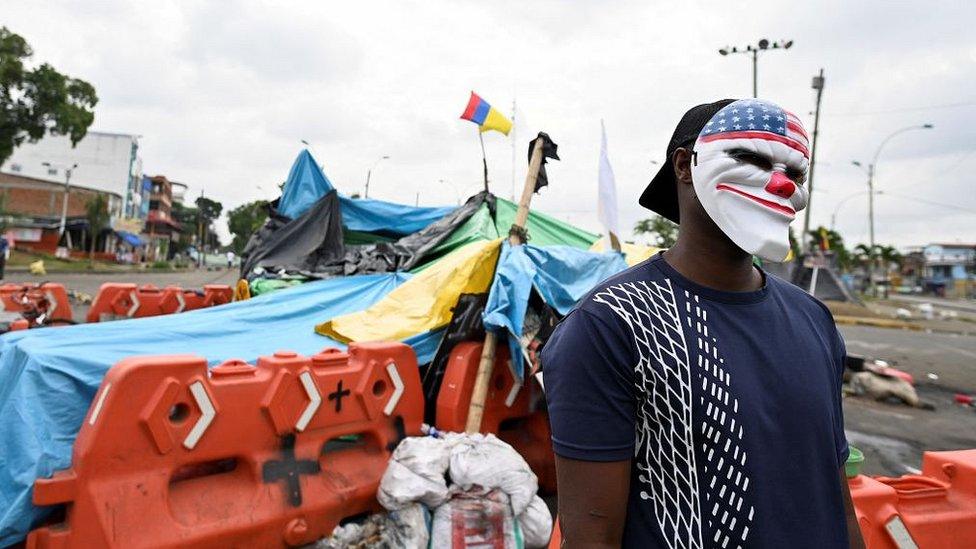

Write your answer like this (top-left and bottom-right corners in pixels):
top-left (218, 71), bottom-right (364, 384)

top-left (0, 131), bottom-right (146, 258)
top-left (143, 175), bottom-right (182, 260)
top-left (0, 171), bottom-right (122, 257)
top-left (1, 131), bottom-right (143, 217)
top-left (920, 243), bottom-right (975, 298)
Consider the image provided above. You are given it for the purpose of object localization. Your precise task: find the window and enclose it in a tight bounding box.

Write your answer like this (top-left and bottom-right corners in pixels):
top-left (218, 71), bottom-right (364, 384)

top-left (9, 163), bottom-right (21, 172)
top-left (47, 168), bottom-right (58, 176)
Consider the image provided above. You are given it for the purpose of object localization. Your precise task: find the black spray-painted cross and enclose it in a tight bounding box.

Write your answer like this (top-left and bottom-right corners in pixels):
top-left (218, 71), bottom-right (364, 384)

top-left (261, 434), bottom-right (320, 507)
top-left (328, 380), bottom-right (351, 412)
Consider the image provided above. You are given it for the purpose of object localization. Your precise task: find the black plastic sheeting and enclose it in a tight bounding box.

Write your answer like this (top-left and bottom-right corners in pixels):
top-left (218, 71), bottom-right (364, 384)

top-left (421, 293), bottom-right (489, 424)
top-left (528, 132), bottom-right (559, 192)
top-left (241, 190), bottom-right (495, 280)
top-left (240, 191), bottom-right (346, 280)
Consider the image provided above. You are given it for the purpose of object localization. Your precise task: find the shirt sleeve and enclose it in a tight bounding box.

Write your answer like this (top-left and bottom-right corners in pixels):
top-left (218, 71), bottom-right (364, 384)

top-left (832, 327), bottom-right (850, 467)
top-left (541, 306), bottom-right (637, 462)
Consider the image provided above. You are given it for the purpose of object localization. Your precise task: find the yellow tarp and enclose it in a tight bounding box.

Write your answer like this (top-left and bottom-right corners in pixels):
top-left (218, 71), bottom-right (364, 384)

top-left (316, 238), bottom-right (502, 343)
top-left (589, 240), bottom-right (660, 267)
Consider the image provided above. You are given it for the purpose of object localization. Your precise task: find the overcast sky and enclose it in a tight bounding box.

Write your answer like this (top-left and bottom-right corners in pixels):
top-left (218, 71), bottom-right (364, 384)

top-left (4, 1), bottom-right (974, 248)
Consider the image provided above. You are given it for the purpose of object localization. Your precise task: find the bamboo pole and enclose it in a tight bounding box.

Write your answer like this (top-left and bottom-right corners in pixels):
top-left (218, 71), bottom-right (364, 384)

top-left (465, 136), bottom-right (546, 434)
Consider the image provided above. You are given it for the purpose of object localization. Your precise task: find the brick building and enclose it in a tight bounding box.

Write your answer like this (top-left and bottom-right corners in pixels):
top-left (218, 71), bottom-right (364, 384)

top-left (0, 171), bottom-right (122, 256)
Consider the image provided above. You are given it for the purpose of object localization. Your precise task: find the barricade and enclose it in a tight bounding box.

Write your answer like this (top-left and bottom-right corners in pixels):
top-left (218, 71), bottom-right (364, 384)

top-left (86, 283), bottom-right (234, 322)
top-left (848, 449), bottom-right (976, 548)
top-left (434, 341), bottom-right (556, 493)
top-left (28, 342), bottom-right (424, 548)
top-left (0, 283), bottom-right (73, 325)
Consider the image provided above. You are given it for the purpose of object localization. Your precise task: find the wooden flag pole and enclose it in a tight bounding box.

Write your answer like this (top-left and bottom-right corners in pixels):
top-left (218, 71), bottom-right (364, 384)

top-left (465, 136), bottom-right (546, 434)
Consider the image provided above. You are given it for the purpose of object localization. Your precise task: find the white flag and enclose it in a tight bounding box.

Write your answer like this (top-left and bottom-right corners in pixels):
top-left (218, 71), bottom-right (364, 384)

top-left (597, 120), bottom-right (620, 246)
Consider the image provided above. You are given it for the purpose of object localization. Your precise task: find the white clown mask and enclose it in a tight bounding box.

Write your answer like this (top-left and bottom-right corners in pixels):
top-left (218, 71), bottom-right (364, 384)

top-left (691, 99), bottom-right (810, 261)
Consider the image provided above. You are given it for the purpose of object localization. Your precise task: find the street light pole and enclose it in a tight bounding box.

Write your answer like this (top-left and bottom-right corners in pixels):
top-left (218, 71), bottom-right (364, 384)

top-left (42, 162), bottom-right (79, 241)
top-left (718, 38), bottom-right (793, 98)
top-left (363, 155), bottom-right (390, 198)
top-left (852, 122), bottom-right (933, 295)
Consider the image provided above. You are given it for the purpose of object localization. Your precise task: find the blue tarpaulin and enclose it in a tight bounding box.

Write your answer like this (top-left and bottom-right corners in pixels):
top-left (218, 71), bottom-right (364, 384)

top-left (276, 150), bottom-right (454, 236)
top-left (277, 150), bottom-right (336, 219)
top-left (482, 243), bottom-right (628, 379)
top-left (0, 273), bottom-right (446, 546)
top-left (115, 230), bottom-right (144, 247)
top-left (337, 195), bottom-right (455, 237)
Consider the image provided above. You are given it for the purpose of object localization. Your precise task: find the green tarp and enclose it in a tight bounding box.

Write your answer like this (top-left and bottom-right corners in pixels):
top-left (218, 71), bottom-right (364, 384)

top-left (414, 197), bottom-right (599, 271)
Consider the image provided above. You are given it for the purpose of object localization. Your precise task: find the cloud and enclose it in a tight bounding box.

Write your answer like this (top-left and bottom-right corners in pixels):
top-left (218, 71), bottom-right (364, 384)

top-left (3, 0), bottom-right (974, 247)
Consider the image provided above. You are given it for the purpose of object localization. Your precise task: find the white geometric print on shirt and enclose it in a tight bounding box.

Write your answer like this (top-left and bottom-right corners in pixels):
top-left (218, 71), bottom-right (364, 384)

top-left (593, 280), bottom-right (755, 549)
top-left (684, 291), bottom-right (754, 549)
top-left (593, 279), bottom-right (704, 549)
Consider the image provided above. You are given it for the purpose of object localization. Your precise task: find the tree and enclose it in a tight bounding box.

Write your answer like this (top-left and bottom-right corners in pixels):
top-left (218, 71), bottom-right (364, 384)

top-left (634, 214), bottom-right (678, 248)
top-left (194, 196), bottom-right (223, 258)
top-left (84, 194), bottom-right (108, 265)
top-left (195, 196), bottom-right (223, 223)
top-left (0, 27), bottom-right (98, 166)
top-left (227, 199), bottom-right (268, 254)
top-left (878, 245), bottom-right (903, 271)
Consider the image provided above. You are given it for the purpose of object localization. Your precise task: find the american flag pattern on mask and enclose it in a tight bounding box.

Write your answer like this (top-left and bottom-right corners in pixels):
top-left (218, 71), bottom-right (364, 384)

top-left (698, 99), bottom-right (810, 159)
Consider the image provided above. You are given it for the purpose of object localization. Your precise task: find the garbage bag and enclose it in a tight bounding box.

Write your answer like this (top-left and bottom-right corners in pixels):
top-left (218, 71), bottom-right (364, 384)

top-left (378, 437), bottom-right (451, 510)
top-left (446, 432), bottom-right (538, 516)
top-left (518, 495), bottom-right (553, 549)
top-left (430, 487), bottom-right (522, 549)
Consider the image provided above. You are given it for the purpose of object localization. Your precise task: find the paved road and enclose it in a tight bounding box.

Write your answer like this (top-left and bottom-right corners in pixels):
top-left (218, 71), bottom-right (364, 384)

top-left (840, 325), bottom-right (976, 393)
top-left (838, 325), bottom-right (976, 476)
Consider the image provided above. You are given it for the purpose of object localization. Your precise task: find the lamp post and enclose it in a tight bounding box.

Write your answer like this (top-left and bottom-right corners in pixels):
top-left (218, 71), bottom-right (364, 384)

top-left (830, 190), bottom-right (877, 232)
top-left (852, 122), bottom-right (933, 295)
top-left (718, 38), bottom-right (794, 97)
top-left (42, 162), bottom-right (79, 240)
top-left (364, 155), bottom-right (390, 199)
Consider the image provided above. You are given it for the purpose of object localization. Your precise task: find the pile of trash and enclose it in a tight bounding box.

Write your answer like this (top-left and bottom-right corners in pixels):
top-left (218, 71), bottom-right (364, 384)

top-left (316, 432), bottom-right (553, 548)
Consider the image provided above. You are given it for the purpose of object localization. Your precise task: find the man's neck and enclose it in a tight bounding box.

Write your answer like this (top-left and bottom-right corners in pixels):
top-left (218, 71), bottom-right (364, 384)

top-left (664, 222), bottom-right (763, 293)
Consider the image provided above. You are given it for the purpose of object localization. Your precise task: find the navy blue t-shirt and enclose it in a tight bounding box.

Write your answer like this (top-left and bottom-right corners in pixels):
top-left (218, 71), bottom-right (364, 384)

top-left (542, 253), bottom-right (849, 548)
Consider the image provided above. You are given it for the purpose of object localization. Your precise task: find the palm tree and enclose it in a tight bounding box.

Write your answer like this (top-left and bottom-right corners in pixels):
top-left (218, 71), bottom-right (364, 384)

top-left (84, 194), bottom-right (109, 266)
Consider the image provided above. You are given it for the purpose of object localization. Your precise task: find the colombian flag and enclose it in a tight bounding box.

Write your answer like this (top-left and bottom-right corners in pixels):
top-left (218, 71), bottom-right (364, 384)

top-left (460, 91), bottom-right (513, 135)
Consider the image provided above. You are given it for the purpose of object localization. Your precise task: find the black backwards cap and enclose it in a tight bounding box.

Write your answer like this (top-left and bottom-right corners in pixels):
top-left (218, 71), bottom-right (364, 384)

top-left (639, 99), bottom-right (736, 223)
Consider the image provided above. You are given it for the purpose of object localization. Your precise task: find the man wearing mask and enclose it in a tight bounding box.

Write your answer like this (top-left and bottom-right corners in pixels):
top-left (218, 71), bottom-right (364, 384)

top-left (542, 99), bottom-right (864, 548)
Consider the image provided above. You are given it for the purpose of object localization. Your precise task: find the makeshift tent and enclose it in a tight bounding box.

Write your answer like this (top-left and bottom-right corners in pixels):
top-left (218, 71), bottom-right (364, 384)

top-left (0, 148), bottom-right (626, 545)
top-left (0, 274), bottom-right (445, 546)
top-left (277, 149), bottom-right (337, 219)
top-left (276, 149), bottom-right (453, 237)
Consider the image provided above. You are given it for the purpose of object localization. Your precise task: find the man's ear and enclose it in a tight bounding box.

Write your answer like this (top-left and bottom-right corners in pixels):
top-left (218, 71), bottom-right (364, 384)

top-left (673, 147), bottom-right (695, 186)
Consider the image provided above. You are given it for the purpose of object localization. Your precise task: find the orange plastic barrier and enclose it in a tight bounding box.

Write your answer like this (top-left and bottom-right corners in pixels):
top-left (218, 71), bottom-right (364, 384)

top-left (28, 343), bottom-right (424, 548)
top-left (849, 449), bottom-right (976, 548)
top-left (435, 341), bottom-right (556, 493)
top-left (0, 283), bottom-right (73, 325)
top-left (86, 283), bottom-right (233, 322)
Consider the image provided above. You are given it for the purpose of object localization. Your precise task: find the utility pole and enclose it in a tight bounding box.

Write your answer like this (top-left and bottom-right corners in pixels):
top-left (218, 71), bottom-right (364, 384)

top-left (802, 69), bottom-right (825, 252)
top-left (751, 49), bottom-right (758, 98)
top-left (42, 162), bottom-right (79, 243)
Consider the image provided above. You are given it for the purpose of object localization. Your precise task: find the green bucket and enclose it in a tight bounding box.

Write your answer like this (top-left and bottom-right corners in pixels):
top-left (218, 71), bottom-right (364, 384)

top-left (845, 446), bottom-right (864, 478)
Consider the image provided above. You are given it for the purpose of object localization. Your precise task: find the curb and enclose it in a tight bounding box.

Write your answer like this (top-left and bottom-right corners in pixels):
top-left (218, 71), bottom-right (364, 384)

top-left (832, 315), bottom-right (923, 331)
